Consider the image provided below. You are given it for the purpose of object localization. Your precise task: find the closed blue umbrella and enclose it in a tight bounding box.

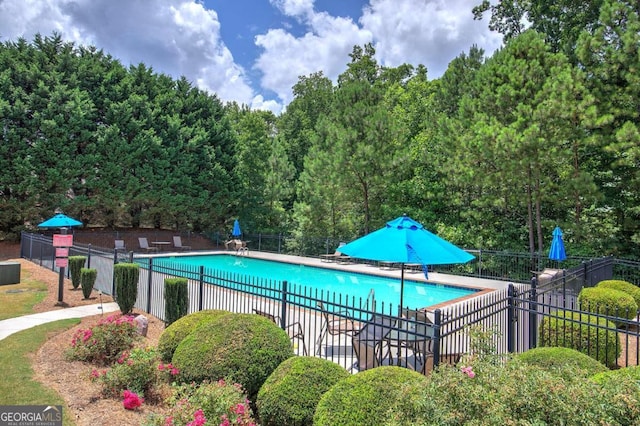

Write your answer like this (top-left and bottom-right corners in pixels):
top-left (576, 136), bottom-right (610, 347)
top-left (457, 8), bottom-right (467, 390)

top-left (38, 213), bottom-right (82, 228)
top-left (549, 226), bottom-right (567, 261)
top-left (338, 215), bottom-right (474, 309)
top-left (232, 219), bottom-right (242, 238)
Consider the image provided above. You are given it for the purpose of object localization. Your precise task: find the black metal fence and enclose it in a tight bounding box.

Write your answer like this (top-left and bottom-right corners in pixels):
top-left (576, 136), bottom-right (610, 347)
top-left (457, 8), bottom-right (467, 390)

top-left (20, 232), bottom-right (640, 372)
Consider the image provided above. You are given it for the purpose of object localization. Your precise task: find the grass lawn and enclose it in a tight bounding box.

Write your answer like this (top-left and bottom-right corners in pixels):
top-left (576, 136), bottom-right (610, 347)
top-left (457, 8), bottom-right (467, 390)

top-left (0, 319), bottom-right (80, 425)
top-left (0, 268), bottom-right (48, 320)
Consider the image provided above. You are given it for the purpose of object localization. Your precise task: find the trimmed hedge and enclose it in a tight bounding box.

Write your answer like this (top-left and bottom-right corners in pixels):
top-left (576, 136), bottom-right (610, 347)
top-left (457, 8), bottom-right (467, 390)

top-left (68, 256), bottom-right (87, 289)
top-left (157, 309), bottom-right (228, 362)
top-left (256, 356), bottom-right (350, 426)
top-left (172, 313), bottom-right (294, 399)
top-left (591, 365), bottom-right (640, 385)
top-left (596, 279), bottom-right (640, 307)
top-left (80, 267), bottom-right (97, 299)
top-left (513, 347), bottom-right (608, 379)
top-left (164, 277), bottom-right (189, 326)
top-left (539, 310), bottom-right (620, 368)
top-left (314, 366), bottom-right (427, 426)
top-left (113, 263), bottom-right (139, 314)
top-left (578, 286), bottom-right (638, 323)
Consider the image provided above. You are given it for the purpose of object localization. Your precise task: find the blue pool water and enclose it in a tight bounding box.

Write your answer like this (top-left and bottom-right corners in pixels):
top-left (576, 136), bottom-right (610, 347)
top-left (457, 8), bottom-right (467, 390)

top-left (151, 254), bottom-right (477, 310)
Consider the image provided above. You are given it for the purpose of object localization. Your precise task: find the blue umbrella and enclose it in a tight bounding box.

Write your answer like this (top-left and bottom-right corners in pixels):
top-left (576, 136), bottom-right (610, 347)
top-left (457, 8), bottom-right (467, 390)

top-left (38, 213), bottom-right (82, 228)
top-left (338, 215), bottom-right (474, 309)
top-left (549, 226), bottom-right (567, 261)
top-left (232, 219), bottom-right (242, 237)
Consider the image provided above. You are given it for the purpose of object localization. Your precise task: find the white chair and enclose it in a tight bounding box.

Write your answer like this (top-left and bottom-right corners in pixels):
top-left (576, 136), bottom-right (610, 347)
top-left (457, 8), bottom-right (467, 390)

top-left (138, 237), bottom-right (158, 252)
top-left (173, 236), bottom-right (191, 250)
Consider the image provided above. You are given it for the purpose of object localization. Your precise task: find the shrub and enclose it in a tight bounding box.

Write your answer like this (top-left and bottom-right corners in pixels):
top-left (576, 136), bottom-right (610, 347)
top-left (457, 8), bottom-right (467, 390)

top-left (388, 360), bottom-right (626, 425)
top-left (172, 313), bottom-right (293, 399)
top-left (590, 365), bottom-right (640, 385)
top-left (92, 347), bottom-right (178, 400)
top-left (65, 314), bottom-right (140, 365)
top-left (144, 379), bottom-right (257, 426)
top-left (314, 366), bottom-right (427, 426)
top-left (538, 310), bottom-right (620, 368)
top-left (80, 267), bottom-right (97, 299)
top-left (68, 256), bottom-right (87, 289)
top-left (597, 279), bottom-right (640, 307)
top-left (513, 346), bottom-right (608, 379)
top-left (164, 277), bottom-right (189, 326)
top-left (114, 263), bottom-right (139, 314)
top-left (157, 310), bottom-right (228, 362)
top-left (256, 356), bottom-right (350, 426)
top-left (578, 286), bottom-right (638, 322)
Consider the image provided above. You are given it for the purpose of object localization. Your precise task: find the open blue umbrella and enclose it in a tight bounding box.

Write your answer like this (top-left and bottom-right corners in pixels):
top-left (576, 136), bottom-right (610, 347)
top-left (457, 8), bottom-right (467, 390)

top-left (338, 215), bottom-right (474, 309)
top-left (232, 219), bottom-right (242, 238)
top-left (38, 213), bottom-right (82, 228)
top-left (549, 226), bottom-right (567, 261)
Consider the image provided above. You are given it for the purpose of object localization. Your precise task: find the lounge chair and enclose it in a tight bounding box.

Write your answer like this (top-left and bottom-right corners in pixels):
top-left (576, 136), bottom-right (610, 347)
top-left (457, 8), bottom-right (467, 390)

top-left (115, 240), bottom-right (126, 251)
top-left (253, 308), bottom-right (307, 355)
top-left (320, 243), bottom-right (350, 263)
top-left (315, 301), bottom-right (358, 355)
top-left (387, 308), bottom-right (434, 372)
top-left (173, 236), bottom-right (191, 250)
top-left (225, 239), bottom-right (248, 254)
top-left (138, 237), bottom-right (158, 252)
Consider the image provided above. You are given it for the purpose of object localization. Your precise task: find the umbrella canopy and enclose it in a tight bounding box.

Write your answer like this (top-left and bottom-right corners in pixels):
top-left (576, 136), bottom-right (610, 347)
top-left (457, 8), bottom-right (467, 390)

top-left (338, 215), bottom-right (474, 309)
top-left (548, 226), bottom-right (567, 261)
top-left (232, 219), bottom-right (242, 237)
top-left (37, 213), bottom-right (82, 228)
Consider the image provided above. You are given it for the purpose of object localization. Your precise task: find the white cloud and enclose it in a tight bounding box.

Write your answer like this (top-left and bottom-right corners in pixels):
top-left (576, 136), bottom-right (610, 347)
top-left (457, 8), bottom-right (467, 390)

top-left (0, 0), bottom-right (258, 106)
top-left (360, 0), bottom-right (503, 78)
top-left (254, 10), bottom-right (372, 105)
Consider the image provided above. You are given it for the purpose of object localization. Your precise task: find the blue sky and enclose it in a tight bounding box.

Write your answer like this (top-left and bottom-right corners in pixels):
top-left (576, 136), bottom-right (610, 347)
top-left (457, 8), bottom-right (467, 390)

top-left (0, 0), bottom-right (503, 114)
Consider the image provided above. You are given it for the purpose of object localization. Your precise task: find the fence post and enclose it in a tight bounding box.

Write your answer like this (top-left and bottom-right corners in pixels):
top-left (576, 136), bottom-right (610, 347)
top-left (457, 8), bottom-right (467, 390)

top-left (432, 309), bottom-right (442, 368)
top-left (87, 244), bottom-right (92, 268)
top-left (198, 265), bottom-right (204, 311)
top-left (507, 284), bottom-right (516, 353)
top-left (529, 276), bottom-right (538, 349)
top-left (562, 269), bottom-right (567, 308)
top-left (146, 257), bottom-right (153, 313)
top-left (280, 280), bottom-right (288, 329)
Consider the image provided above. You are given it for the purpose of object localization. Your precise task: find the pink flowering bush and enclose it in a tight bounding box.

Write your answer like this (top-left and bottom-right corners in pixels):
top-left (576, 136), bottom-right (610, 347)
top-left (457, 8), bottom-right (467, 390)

top-left (143, 380), bottom-right (257, 426)
top-left (65, 314), bottom-right (140, 365)
top-left (92, 347), bottom-right (178, 400)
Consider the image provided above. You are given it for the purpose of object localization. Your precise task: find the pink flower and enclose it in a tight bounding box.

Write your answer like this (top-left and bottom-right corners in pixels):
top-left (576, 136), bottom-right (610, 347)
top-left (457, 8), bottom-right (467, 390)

top-left (158, 363), bottom-right (165, 371)
top-left (219, 415), bottom-right (231, 426)
top-left (170, 367), bottom-right (179, 376)
top-left (164, 417), bottom-right (174, 426)
top-left (122, 390), bottom-right (143, 410)
top-left (234, 403), bottom-right (245, 415)
top-left (461, 366), bottom-right (475, 378)
top-left (186, 409), bottom-right (206, 426)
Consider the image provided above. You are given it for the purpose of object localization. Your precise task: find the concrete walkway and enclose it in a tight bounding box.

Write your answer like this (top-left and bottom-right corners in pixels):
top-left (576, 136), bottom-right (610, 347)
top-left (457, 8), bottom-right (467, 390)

top-left (0, 302), bottom-right (120, 341)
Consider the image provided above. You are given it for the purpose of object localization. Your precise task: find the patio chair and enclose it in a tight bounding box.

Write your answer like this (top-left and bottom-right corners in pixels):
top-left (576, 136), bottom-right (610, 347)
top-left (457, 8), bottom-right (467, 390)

top-left (315, 301), bottom-right (358, 355)
top-left (253, 308), bottom-right (307, 355)
top-left (138, 237), bottom-right (158, 252)
top-left (350, 314), bottom-right (397, 372)
top-left (387, 308), bottom-right (434, 373)
top-left (115, 239), bottom-right (126, 251)
top-left (173, 236), bottom-right (191, 250)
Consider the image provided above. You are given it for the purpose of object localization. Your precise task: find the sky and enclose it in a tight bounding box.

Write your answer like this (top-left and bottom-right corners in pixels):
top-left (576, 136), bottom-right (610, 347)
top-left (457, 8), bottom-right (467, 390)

top-left (0, 0), bottom-right (503, 114)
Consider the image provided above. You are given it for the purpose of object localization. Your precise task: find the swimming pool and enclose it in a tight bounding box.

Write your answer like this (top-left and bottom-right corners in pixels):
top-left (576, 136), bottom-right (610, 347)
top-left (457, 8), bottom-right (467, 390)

top-left (151, 254), bottom-right (478, 310)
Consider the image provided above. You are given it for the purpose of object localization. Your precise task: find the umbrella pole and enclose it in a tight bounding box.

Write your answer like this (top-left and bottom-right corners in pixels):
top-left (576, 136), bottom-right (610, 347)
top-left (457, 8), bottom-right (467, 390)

top-left (399, 264), bottom-right (405, 313)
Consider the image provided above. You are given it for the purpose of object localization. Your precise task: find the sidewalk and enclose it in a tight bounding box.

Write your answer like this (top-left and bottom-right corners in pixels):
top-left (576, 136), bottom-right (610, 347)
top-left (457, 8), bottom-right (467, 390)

top-left (0, 302), bottom-right (120, 341)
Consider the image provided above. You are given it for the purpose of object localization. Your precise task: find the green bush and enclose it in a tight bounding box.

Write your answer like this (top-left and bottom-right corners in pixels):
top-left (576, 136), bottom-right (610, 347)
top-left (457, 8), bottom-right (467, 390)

top-left (578, 286), bottom-right (638, 322)
top-left (539, 310), bottom-right (620, 368)
top-left (164, 277), bottom-right (189, 326)
top-left (92, 347), bottom-right (176, 400)
top-left (80, 267), bottom-right (97, 299)
top-left (513, 346), bottom-right (608, 379)
top-left (64, 314), bottom-right (140, 365)
top-left (388, 360), bottom-right (635, 425)
top-left (597, 279), bottom-right (640, 307)
top-left (591, 365), bottom-right (640, 385)
top-left (172, 313), bottom-right (293, 399)
top-left (314, 366), bottom-right (427, 426)
top-left (256, 356), bottom-right (350, 426)
top-left (114, 263), bottom-right (139, 314)
top-left (68, 256), bottom-right (87, 289)
top-left (157, 310), bottom-right (228, 362)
